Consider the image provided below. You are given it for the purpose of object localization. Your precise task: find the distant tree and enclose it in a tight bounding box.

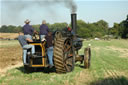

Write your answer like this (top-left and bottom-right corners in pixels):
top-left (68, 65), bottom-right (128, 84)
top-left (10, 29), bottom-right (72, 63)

top-left (8, 25), bottom-right (17, 33)
top-left (0, 25), bottom-right (8, 32)
top-left (94, 20), bottom-right (109, 35)
top-left (110, 23), bottom-right (120, 37)
top-left (16, 26), bottom-right (22, 32)
top-left (77, 20), bottom-right (91, 38)
top-left (119, 15), bottom-right (128, 38)
top-left (50, 22), bottom-right (68, 31)
top-left (32, 24), bottom-right (40, 32)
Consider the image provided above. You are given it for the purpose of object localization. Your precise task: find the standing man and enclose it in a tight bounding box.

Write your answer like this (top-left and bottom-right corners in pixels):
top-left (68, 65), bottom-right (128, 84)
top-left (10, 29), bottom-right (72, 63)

top-left (18, 32), bottom-right (35, 65)
top-left (39, 20), bottom-right (49, 41)
top-left (45, 31), bottom-right (54, 68)
top-left (23, 19), bottom-right (35, 40)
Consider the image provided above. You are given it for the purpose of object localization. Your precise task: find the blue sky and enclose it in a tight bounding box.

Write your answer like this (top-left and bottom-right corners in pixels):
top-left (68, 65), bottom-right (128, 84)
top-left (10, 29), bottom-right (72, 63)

top-left (0, 0), bottom-right (128, 27)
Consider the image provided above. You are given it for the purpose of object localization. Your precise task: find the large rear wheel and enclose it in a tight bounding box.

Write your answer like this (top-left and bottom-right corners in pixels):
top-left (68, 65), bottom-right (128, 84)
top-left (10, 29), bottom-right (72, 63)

top-left (54, 38), bottom-right (75, 73)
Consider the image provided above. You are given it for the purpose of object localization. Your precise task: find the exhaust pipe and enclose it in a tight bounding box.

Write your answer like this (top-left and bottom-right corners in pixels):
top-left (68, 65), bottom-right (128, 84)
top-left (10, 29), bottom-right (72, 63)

top-left (71, 13), bottom-right (77, 34)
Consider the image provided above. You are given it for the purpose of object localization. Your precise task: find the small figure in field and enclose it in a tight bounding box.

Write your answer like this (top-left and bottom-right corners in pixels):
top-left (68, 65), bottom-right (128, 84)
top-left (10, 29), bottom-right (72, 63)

top-left (18, 32), bottom-right (35, 65)
top-left (39, 20), bottom-right (49, 41)
top-left (45, 31), bottom-right (54, 68)
top-left (64, 25), bottom-right (75, 35)
top-left (67, 25), bottom-right (72, 32)
top-left (64, 25), bottom-right (72, 32)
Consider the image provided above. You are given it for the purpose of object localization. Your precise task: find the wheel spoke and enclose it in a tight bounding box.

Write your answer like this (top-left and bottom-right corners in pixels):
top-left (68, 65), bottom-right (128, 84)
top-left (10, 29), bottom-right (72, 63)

top-left (64, 45), bottom-right (72, 53)
top-left (64, 55), bottom-right (73, 62)
top-left (66, 62), bottom-right (72, 67)
top-left (64, 63), bottom-right (70, 72)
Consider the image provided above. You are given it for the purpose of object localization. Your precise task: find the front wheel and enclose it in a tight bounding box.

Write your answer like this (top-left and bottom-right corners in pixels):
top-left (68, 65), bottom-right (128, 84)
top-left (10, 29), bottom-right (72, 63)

top-left (84, 47), bottom-right (91, 68)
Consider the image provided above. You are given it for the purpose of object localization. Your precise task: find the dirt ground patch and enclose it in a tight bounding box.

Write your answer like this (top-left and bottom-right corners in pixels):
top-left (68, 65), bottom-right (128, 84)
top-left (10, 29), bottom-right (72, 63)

top-left (107, 46), bottom-right (128, 58)
top-left (0, 45), bottom-right (22, 75)
top-left (0, 33), bottom-right (19, 39)
top-left (0, 62), bottom-right (23, 77)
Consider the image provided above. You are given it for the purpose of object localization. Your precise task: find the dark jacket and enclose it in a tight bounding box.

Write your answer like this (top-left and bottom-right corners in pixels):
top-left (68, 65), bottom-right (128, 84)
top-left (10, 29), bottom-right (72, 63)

top-left (39, 24), bottom-right (49, 35)
top-left (23, 24), bottom-right (34, 35)
top-left (45, 35), bottom-right (53, 48)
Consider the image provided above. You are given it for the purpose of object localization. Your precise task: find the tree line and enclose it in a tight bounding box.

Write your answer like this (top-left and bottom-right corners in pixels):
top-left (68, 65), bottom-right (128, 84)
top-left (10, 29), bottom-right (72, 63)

top-left (0, 15), bottom-right (128, 39)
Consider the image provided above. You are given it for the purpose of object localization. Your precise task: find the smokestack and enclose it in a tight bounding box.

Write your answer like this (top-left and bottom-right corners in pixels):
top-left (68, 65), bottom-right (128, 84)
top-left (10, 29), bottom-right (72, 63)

top-left (71, 13), bottom-right (77, 34)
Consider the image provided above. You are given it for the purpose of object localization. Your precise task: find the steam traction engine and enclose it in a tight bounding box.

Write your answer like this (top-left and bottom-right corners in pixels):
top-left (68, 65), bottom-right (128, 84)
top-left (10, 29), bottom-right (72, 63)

top-left (24, 13), bottom-right (91, 73)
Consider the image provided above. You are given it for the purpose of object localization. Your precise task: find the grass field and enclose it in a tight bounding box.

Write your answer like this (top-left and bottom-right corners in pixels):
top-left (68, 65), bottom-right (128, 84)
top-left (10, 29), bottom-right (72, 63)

top-left (0, 39), bottom-right (128, 85)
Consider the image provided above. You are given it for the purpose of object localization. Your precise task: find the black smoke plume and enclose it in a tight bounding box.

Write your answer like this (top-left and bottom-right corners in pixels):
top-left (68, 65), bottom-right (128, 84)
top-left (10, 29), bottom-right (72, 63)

top-left (36, 0), bottom-right (77, 13)
top-left (1, 0), bottom-right (77, 25)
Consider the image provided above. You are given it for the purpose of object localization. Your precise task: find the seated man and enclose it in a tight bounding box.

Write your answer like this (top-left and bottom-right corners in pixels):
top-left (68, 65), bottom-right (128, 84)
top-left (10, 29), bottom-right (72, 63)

top-left (45, 31), bottom-right (54, 68)
top-left (18, 32), bottom-right (35, 65)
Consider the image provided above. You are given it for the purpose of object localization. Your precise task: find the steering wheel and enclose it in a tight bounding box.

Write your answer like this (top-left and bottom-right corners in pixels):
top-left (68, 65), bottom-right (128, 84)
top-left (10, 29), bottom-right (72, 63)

top-left (32, 32), bottom-right (39, 41)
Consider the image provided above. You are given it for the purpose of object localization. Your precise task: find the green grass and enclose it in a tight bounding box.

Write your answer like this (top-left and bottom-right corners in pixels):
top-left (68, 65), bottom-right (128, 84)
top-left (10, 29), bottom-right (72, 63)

top-left (0, 40), bottom-right (19, 48)
top-left (0, 65), bottom-right (84, 85)
top-left (0, 39), bottom-right (128, 85)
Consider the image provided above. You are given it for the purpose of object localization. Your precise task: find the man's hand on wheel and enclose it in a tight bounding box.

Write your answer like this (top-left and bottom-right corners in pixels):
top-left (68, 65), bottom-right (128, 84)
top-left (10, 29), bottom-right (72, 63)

top-left (34, 30), bottom-right (38, 34)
